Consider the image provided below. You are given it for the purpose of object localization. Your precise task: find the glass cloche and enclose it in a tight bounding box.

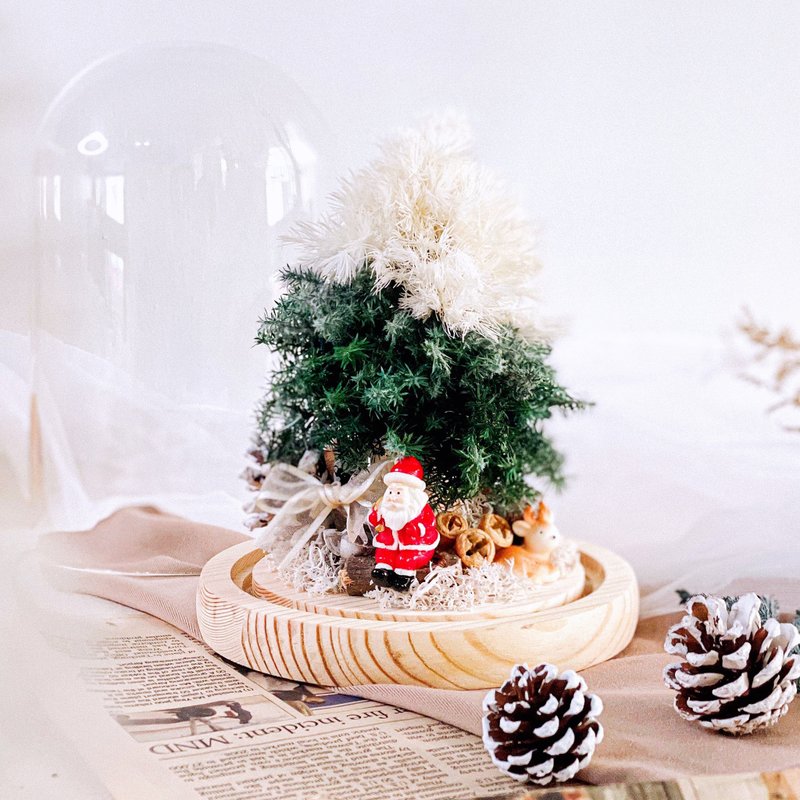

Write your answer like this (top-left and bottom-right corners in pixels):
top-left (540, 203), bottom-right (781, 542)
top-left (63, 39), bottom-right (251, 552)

top-left (33, 43), bottom-right (330, 529)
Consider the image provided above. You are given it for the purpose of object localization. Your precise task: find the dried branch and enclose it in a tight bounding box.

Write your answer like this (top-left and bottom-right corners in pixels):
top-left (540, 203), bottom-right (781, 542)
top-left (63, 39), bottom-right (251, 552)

top-left (737, 308), bottom-right (800, 431)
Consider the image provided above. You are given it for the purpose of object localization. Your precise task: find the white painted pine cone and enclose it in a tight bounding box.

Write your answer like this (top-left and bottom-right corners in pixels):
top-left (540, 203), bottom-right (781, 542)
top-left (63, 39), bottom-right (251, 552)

top-left (664, 593), bottom-right (800, 735)
top-left (482, 663), bottom-right (603, 785)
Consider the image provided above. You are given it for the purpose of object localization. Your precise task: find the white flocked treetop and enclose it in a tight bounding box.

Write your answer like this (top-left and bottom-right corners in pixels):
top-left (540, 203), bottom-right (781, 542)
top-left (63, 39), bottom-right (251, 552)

top-left (285, 115), bottom-right (547, 341)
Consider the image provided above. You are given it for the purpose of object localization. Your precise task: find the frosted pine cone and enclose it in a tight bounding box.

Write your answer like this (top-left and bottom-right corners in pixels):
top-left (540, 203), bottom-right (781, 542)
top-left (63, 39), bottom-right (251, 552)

top-left (482, 663), bottom-right (603, 785)
top-left (664, 593), bottom-right (800, 735)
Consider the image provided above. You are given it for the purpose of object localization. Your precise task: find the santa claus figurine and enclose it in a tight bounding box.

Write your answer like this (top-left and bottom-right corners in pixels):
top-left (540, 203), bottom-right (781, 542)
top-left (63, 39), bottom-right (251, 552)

top-left (368, 457), bottom-right (439, 591)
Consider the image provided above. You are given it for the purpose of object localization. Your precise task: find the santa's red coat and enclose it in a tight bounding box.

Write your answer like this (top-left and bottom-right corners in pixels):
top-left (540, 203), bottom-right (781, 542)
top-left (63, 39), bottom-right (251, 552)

top-left (368, 503), bottom-right (439, 573)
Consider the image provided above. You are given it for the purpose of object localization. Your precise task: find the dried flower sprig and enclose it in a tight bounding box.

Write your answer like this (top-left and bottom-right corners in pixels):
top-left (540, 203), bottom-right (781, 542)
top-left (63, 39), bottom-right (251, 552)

top-left (736, 308), bottom-right (800, 432)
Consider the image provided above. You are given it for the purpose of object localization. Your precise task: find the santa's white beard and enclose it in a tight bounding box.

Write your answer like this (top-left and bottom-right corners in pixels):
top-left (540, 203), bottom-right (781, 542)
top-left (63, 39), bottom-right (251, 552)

top-left (380, 491), bottom-right (426, 532)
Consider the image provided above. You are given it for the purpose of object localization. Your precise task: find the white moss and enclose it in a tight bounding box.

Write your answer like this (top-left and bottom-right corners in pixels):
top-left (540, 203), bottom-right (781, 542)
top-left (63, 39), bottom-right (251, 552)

top-left (452, 494), bottom-right (493, 526)
top-left (551, 541), bottom-right (579, 573)
top-left (366, 561), bottom-right (538, 611)
top-left (279, 535), bottom-right (342, 595)
top-left (277, 538), bottom-right (546, 610)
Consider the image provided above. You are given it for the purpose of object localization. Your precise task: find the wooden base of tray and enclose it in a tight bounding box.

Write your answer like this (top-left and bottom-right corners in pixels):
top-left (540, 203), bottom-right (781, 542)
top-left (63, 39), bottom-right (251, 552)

top-left (197, 540), bottom-right (638, 690)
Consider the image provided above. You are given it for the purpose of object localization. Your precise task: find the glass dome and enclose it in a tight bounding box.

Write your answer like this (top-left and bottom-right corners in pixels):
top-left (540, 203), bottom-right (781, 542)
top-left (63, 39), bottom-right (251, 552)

top-left (33, 43), bottom-right (330, 529)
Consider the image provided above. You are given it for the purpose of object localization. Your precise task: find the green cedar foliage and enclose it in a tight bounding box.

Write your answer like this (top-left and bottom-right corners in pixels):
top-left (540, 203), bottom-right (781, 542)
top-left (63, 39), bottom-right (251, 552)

top-left (253, 266), bottom-right (584, 513)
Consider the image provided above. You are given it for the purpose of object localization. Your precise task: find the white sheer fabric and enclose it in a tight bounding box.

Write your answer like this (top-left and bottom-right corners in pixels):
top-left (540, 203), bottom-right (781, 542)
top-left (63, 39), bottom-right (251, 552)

top-left (549, 331), bottom-right (800, 617)
top-left (0, 331), bottom-right (30, 507)
top-left (3, 327), bottom-right (799, 617)
top-left (32, 332), bottom-right (249, 530)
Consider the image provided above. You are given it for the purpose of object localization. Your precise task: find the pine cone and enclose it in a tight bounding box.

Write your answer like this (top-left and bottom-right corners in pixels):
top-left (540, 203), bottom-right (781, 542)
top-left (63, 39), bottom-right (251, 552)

top-left (482, 663), bottom-right (603, 785)
top-left (664, 593), bottom-right (800, 735)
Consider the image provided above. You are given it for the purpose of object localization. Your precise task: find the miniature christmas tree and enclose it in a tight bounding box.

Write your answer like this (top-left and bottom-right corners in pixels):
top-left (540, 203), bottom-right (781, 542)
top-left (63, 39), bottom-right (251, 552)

top-left (247, 119), bottom-right (583, 517)
top-left (196, 120), bottom-right (637, 681)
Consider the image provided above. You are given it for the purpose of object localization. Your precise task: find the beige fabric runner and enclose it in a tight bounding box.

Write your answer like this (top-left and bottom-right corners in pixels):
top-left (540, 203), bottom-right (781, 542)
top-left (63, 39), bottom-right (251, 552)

top-left (40, 506), bottom-right (800, 784)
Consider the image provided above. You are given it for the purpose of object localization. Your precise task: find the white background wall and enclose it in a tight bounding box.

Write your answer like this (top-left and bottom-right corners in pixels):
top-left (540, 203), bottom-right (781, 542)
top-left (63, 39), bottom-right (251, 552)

top-left (3, 0), bottom-right (800, 341)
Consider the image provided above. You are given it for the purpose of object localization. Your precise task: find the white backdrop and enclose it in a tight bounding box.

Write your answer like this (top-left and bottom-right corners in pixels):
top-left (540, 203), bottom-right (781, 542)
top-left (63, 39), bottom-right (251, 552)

top-left (2, 2), bottom-right (800, 613)
top-left (4, 1), bottom-right (800, 336)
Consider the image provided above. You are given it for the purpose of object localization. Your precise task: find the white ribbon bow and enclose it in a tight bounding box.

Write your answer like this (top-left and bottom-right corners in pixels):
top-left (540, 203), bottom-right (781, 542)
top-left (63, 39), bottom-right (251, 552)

top-left (253, 459), bottom-right (391, 568)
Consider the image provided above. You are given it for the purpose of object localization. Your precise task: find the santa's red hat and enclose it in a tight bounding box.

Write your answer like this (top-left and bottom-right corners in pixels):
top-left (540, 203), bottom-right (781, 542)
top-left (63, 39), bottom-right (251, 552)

top-left (383, 456), bottom-right (426, 490)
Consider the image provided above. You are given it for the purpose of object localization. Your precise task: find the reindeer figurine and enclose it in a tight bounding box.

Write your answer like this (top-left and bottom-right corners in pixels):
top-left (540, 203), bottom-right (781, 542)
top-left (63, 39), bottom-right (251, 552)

top-left (495, 501), bottom-right (562, 583)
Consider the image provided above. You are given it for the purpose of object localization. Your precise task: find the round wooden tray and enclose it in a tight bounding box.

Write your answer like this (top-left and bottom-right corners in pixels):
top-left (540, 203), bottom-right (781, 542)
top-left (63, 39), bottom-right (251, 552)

top-left (197, 541), bottom-right (638, 690)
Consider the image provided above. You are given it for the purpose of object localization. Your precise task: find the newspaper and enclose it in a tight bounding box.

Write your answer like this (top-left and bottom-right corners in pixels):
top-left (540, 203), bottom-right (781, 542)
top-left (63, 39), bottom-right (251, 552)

top-left (36, 607), bottom-right (520, 800)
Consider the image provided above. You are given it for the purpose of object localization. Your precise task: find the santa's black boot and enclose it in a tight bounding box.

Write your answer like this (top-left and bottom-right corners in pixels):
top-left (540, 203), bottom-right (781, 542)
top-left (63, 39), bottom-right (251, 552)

top-left (370, 567), bottom-right (393, 588)
top-left (388, 572), bottom-right (414, 592)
